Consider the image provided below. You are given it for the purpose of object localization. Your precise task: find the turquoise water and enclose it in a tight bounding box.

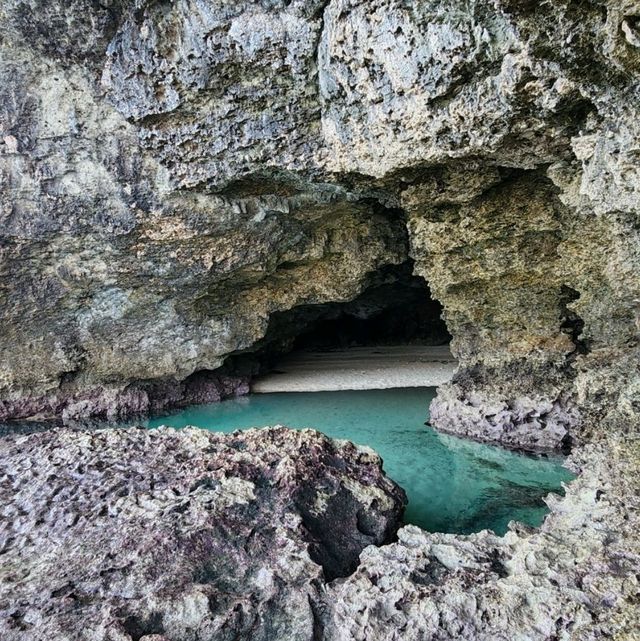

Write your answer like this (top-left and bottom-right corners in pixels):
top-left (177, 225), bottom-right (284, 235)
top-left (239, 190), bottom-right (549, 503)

top-left (144, 388), bottom-right (574, 535)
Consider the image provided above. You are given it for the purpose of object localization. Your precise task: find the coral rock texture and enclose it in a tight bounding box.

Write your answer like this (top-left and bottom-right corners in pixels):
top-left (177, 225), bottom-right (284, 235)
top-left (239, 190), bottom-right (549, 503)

top-left (0, 426), bottom-right (406, 640)
top-left (1, 1), bottom-right (639, 639)
top-left (324, 434), bottom-right (640, 640)
top-left (1, 0), bottom-right (639, 447)
top-left (1, 427), bottom-right (637, 640)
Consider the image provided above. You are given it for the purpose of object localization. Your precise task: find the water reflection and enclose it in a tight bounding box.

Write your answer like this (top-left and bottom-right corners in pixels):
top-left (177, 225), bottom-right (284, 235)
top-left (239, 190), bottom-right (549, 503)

top-left (143, 388), bottom-right (574, 535)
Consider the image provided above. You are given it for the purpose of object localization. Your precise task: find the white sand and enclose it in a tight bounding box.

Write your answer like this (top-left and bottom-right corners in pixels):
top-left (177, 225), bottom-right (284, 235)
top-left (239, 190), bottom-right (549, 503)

top-left (251, 345), bottom-right (457, 393)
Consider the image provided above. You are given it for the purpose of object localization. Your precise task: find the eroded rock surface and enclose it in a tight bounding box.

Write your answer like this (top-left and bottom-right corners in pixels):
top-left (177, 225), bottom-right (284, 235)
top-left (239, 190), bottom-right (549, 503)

top-left (1, 427), bottom-right (638, 640)
top-left (324, 434), bottom-right (640, 640)
top-left (0, 0), bottom-right (638, 447)
top-left (0, 426), bottom-right (405, 640)
top-left (0, 2), bottom-right (638, 638)
top-left (1, 0), bottom-right (638, 447)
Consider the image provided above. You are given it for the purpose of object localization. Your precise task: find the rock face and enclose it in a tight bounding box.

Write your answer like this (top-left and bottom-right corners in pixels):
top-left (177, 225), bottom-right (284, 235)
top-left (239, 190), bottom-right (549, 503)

top-left (0, 0), bottom-right (409, 425)
top-left (324, 434), bottom-right (640, 640)
top-left (1, 3), bottom-right (638, 638)
top-left (0, 4), bottom-right (639, 440)
top-left (0, 426), bottom-right (406, 640)
top-left (1, 426), bottom-right (637, 641)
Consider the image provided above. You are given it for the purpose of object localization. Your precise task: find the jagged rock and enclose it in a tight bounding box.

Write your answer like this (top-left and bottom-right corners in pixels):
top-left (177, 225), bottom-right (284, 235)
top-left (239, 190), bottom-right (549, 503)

top-left (0, 426), bottom-right (406, 640)
top-left (1, 0), bottom-right (638, 445)
top-left (1, 427), bottom-right (637, 640)
top-left (323, 434), bottom-right (640, 640)
top-left (0, 2), bottom-right (638, 639)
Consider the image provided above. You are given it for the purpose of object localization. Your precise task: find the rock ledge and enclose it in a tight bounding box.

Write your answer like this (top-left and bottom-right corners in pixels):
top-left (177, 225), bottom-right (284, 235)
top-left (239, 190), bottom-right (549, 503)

top-left (0, 426), bottom-right (405, 641)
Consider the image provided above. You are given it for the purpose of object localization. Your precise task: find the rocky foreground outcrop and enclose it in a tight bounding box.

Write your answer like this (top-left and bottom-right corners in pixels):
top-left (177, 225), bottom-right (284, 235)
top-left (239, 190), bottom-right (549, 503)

top-left (0, 426), bottom-right (406, 640)
top-left (326, 435), bottom-right (640, 640)
top-left (0, 0), bottom-right (638, 448)
top-left (1, 427), bottom-right (638, 640)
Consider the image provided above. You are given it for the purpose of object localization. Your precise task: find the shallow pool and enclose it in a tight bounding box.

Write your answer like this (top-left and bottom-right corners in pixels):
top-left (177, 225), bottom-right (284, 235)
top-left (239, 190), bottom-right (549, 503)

top-left (144, 388), bottom-right (574, 535)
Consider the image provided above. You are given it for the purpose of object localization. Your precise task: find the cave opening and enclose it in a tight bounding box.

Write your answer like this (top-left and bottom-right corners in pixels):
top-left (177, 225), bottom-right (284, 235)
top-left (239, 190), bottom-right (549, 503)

top-left (133, 263), bottom-right (574, 540)
top-left (236, 263), bottom-right (453, 391)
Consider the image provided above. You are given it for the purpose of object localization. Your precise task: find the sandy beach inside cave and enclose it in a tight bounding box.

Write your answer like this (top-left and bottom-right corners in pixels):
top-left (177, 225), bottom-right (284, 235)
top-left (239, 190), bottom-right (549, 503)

top-left (251, 345), bottom-right (457, 393)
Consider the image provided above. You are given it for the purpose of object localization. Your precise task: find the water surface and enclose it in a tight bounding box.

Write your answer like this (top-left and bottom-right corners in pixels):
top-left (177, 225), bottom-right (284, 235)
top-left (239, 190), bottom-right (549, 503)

top-left (145, 388), bottom-right (573, 535)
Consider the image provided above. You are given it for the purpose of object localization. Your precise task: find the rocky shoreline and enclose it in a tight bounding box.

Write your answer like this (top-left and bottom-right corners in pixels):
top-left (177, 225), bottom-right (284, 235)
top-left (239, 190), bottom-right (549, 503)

top-left (0, 426), bottom-right (405, 640)
top-left (0, 373), bottom-right (250, 424)
top-left (1, 0), bottom-right (638, 637)
top-left (1, 426), bottom-right (637, 640)
top-left (326, 434), bottom-right (640, 640)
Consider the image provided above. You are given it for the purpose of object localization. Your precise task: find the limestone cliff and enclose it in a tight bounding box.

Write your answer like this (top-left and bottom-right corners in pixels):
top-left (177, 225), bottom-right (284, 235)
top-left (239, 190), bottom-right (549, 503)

top-left (1, 0), bottom-right (639, 449)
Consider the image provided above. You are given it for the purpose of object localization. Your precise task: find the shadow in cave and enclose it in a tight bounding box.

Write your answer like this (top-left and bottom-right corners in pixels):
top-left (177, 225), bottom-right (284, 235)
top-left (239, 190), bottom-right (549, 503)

top-left (234, 262), bottom-right (452, 379)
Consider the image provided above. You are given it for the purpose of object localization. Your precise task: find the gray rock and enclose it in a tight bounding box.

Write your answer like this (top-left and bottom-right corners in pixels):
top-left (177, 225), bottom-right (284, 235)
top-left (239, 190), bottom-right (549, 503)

top-left (1, 427), bottom-right (637, 640)
top-left (0, 2), bottom-right (638, 639)
top-left (0, 0), bottom-right (638, 443)
top-left (323, 435), bottom-right (640, 640)
top-left (0, 426), bottom-right (406, 640)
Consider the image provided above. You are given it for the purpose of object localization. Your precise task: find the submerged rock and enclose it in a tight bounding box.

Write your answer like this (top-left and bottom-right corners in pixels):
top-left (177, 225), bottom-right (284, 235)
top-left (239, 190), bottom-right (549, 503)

top-left (0, 426), bottom-right (406, 640)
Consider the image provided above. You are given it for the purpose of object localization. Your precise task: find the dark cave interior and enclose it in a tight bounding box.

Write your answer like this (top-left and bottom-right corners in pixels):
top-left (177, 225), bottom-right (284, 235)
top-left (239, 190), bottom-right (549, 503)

top-left (233, 263), bottom-right (451, 376)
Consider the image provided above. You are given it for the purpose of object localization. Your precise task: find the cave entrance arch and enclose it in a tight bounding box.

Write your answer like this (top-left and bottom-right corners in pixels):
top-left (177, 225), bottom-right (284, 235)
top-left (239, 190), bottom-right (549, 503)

top-left (242, 264), bottom-right (454, 392)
